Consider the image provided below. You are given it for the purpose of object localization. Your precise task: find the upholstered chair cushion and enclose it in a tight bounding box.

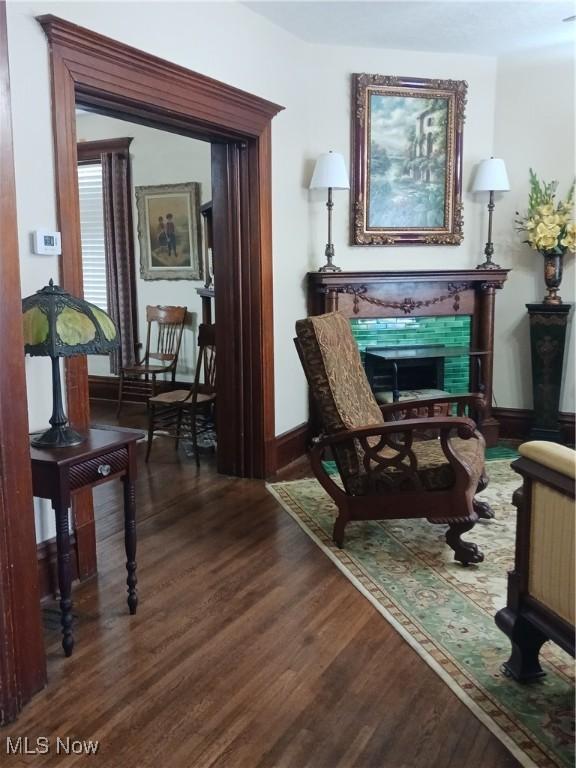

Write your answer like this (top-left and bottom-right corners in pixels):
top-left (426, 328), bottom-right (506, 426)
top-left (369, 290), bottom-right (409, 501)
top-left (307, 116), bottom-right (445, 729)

top-left (296, 312), bottom-right (485, 496)
top-left (360, 434), bottom-right (485, 495)
top-left (296, 312), bottom-right (384, 493)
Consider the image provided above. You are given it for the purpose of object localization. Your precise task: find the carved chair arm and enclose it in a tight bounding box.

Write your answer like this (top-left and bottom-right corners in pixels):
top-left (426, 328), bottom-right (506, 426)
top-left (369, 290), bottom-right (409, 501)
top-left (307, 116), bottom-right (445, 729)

top-left (314, 417), bottom-right (477, 448)
top-left (309, 416), bottom-right (479, 499)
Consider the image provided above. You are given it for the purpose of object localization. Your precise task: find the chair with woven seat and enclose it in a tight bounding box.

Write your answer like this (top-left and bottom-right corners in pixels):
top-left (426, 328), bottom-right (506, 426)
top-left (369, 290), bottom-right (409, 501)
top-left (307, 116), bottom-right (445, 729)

top-left (117, 305), bottom-right (187, 415)
top-left (295, 311), bottom-right (493, 566)
top-left (145, 323), bottom-right (216, 466)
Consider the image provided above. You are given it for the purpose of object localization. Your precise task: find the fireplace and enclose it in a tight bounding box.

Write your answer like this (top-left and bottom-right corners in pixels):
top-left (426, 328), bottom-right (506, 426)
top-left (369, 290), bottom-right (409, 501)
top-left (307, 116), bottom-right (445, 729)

top-left (307, 269), bottom-right (509, 446)
top-left (351, 315), bottom-right (472, 395)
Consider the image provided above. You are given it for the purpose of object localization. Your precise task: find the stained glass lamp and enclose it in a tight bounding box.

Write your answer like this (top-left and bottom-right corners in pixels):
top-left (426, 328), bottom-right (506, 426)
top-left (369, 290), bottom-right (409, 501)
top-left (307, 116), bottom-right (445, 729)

top-left (22, 279), bottom-right (119, 448)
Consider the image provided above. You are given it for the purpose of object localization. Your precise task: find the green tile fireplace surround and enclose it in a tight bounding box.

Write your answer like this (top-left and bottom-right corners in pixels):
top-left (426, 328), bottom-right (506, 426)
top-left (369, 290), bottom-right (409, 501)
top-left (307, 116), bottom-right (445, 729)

top-left (351, 315), bottom-right (472, 394)
top-left (307, 268), bottom-right (511, 447)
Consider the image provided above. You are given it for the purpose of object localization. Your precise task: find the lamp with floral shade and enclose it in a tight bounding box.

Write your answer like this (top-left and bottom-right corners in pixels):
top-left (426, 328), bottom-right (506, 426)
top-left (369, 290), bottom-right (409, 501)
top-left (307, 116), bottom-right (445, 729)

top-left (22, 279), bottom-right (119, 448)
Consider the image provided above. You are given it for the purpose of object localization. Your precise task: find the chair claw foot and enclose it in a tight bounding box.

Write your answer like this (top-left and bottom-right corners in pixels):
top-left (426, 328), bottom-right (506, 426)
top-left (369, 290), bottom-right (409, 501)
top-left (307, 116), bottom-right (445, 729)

top-left (474, 498), bottom-right (495, 520)
top-left (446, 521), bottom-right (484, 566)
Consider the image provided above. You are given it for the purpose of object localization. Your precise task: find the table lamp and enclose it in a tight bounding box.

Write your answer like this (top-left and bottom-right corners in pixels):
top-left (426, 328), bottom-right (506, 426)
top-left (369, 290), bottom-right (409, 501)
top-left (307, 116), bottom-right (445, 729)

top-left (309, 151), bottom-right (350, 272)
top-left (22, 279), bottom-right (119, 448)
top-left (472, 157), bottom-right (510, 270)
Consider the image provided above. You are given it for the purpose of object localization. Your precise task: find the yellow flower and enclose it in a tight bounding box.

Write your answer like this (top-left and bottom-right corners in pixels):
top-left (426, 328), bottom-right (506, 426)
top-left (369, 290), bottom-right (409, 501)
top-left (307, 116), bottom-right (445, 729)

top-left (538, 203), bottom-right (554, 216)
top-left (560, 222), bottom-right (576, 252)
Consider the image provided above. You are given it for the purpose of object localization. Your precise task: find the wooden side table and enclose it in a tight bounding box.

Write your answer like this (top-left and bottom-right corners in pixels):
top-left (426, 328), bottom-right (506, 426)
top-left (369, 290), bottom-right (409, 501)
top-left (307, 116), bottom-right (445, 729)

top-left (30, 427), bottom-right (143, 657)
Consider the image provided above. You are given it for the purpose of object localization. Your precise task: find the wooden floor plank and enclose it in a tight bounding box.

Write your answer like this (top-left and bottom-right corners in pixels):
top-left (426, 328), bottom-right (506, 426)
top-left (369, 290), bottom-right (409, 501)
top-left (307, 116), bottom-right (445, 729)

top-left (3, 402), bottom-right (520, 767)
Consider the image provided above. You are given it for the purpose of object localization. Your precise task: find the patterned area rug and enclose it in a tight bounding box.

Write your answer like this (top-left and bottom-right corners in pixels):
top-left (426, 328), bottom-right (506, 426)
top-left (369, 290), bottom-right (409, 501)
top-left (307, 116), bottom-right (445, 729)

top-left (267, 460), bottom-right (574, 768)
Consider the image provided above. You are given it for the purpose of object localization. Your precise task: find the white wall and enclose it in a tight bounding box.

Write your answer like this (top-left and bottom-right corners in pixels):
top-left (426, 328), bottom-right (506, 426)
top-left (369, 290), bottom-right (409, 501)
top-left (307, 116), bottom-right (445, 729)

top-left (7, 0), bottom-right (311, 540)
top-left (76, 112), bottom-right (212, 381)
top-left (306, 44), bottom-right (498, 272)
top-left (492, 44), bottom-right (575, 413)
top-left (6, 2), bottom-right (575, 538)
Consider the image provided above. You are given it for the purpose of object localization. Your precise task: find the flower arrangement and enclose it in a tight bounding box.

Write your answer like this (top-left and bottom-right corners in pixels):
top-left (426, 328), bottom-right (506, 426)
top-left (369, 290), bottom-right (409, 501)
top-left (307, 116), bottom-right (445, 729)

top-left (516, 169), bottom-right (575, 255)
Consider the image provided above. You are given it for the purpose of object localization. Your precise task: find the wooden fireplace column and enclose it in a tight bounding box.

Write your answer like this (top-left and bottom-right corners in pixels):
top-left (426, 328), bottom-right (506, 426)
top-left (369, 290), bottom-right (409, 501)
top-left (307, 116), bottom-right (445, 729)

top-left (308, 269), bottom-right (509, 447)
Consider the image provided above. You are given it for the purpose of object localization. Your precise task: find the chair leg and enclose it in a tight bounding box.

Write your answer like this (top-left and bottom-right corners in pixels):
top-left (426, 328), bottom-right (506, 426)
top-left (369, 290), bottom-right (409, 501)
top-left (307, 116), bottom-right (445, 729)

top-left (145, 405), bottom-right (155, 463)
top-left (495, 608), bottom-right (547, 682)
top-left (473, 496), bottom-right (495, 520)
top-left (116, 373), bottom-right (124, 418)
top-left (333, 512), bottom-right (349, 549)
top-left (191, 410), bottom-right (200, 468)
top-left (445, 520), bottom-right (484, 566)
top-left (474, 469), bottom-right (495, 520)
top-left (175, 410), bottom-right (183, 452)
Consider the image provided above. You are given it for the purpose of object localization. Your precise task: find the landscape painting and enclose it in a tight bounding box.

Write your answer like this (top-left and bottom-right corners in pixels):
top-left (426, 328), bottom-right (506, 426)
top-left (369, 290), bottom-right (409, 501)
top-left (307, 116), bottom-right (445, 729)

top-left (136, 182), bottom-right (203, 280)
top-left (351, 74), bottom-right (467, 246)
top-left (369, 94), bottom-right (448, 228)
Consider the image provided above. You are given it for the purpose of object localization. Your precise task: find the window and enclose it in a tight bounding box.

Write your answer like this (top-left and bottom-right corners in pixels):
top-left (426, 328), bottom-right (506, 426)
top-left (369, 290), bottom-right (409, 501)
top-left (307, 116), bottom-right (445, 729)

top-left (77, 162), bottom-right (107, 312)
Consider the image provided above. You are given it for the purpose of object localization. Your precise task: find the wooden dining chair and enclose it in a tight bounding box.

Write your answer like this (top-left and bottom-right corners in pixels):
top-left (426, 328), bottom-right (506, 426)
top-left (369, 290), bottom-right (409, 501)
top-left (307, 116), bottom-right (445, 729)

top-left (117, 305), bottom-right (187, 415)
top-left (145, 323), bottom-right (216, 466)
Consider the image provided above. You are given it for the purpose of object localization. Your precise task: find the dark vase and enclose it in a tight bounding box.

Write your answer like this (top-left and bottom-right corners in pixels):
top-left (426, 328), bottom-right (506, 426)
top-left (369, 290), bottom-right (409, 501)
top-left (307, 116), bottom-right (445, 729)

top-left (542, 251), bottom-right (564, 305)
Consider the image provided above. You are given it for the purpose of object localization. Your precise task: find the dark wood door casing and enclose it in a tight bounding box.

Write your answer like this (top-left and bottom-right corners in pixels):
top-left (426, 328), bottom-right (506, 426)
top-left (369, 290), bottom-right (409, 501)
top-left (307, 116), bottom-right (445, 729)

top-left (39, 15), bottom-right (282, 488)
top-left (0, 0), bottom-right (47, 723)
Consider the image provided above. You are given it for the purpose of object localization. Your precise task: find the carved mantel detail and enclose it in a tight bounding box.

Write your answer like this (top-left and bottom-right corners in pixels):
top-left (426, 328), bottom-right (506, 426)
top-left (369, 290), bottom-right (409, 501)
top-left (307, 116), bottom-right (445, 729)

top-left (320, 281), bottom-right (472, 315)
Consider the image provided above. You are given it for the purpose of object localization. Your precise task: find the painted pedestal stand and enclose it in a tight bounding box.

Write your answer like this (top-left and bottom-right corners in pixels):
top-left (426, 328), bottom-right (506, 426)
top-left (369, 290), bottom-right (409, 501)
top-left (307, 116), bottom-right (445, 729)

top-left (527, 303), bottom-right (572, 442)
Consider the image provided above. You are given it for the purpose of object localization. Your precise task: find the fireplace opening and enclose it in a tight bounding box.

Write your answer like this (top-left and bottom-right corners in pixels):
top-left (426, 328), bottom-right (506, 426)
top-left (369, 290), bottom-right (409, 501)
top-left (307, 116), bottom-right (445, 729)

top-left (350, 315), bottom-right (472, 401)
top-left (365, 344), bottom-right (445, 401)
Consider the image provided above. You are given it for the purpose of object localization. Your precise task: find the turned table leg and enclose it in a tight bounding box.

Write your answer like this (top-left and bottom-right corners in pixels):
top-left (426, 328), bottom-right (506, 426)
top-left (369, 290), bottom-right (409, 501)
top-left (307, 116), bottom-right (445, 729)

top-left (54, 496), bottom-right (74, 657)
top-left (123, 476), bottom-right (138, 615)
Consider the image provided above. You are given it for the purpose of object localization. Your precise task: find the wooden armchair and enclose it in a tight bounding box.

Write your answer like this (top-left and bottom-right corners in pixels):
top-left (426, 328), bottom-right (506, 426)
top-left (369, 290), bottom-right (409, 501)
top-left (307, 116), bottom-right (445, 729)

top-left (496, 441), bottom-right (575, 681)
top-left (117, 305), bottom-right (187, 415)
top-left (295, 312), bottom-right (492, 566)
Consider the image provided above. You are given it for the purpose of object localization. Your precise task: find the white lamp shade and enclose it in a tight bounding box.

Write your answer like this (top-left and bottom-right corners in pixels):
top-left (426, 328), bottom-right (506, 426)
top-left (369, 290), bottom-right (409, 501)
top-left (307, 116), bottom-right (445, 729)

top-left (309, 151), bottom-right (350, 190)
top-left (472, 158), bottom-right (510, 192)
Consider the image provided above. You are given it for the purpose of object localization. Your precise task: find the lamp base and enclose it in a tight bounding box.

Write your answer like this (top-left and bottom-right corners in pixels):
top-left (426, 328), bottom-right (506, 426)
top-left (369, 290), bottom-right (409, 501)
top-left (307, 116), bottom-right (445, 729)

top-left (476, 258), bottom-right (501, 270)
top-left (30, 425), bottom-right (85, 449)
top-left (318, 262), bottom-right (342, 273)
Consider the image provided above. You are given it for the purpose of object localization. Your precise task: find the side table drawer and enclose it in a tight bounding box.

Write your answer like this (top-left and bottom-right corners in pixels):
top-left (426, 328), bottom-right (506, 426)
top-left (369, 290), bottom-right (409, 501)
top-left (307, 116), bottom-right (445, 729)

top-left (69, 448), bottom-right (128, 490)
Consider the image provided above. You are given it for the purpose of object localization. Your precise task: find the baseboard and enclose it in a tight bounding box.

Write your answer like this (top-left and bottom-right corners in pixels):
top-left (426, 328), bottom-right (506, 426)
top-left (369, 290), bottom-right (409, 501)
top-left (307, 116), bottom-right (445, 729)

top-left (37, 534), bottom-right (79, 600)
top-left (274, 423), bottom-right (310, 471)
top-left (89, 375), bottom-right (192, 403)
top-left (493, 407), bottom-right (575, 444)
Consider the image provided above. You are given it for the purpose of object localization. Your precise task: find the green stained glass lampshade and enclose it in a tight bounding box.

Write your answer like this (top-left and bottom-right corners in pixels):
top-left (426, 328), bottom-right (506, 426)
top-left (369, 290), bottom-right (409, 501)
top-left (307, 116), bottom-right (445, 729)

top-left (22, 279), bottom-right (119, 357)
top-left (22, 280), bottom-right (120, 449)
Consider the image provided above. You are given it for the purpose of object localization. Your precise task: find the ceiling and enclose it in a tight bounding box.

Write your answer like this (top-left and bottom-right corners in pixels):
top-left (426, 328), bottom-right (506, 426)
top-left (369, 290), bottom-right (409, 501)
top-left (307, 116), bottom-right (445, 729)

top-left (244, 1), bottom-right (576, 55)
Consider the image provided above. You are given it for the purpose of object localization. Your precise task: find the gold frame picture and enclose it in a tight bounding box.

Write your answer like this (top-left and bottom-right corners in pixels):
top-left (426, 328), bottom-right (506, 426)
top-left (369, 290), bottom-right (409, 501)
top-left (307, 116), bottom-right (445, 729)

top-left (136, 182), bottom-right (203, 280)
top-left (351, 73), bottom-right (467, 246)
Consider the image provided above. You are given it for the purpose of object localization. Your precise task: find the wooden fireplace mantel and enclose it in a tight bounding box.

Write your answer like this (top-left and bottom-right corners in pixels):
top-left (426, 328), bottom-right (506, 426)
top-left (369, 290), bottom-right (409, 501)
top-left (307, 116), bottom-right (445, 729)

top-left (308, 268), bottom-right (510, 446)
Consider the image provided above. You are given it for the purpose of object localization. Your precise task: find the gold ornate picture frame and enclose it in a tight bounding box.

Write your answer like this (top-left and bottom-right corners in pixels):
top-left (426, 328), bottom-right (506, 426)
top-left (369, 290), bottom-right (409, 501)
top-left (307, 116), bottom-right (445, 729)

top-left (136, 182), bottom-right (203, 280)
top-left (351, 73), bottom-right (467, 246)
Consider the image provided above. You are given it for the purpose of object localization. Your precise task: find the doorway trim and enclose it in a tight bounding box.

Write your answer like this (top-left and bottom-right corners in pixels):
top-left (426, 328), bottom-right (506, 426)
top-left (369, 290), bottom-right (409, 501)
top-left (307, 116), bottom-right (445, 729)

top-left (40, 15), bottom-right (282, 487)
top-left (0, 0), bottom-right (46, 723)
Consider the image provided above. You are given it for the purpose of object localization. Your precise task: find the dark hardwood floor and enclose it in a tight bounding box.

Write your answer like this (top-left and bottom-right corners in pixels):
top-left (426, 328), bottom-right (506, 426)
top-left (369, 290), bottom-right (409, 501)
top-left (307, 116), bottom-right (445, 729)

top-left (3, 401), bottom-right (519, 767)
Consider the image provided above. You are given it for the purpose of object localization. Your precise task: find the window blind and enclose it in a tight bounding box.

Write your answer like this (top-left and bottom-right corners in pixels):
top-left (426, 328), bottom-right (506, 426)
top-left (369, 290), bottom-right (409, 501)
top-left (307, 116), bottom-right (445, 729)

top-left (78, 163), bottom-right (108, 313)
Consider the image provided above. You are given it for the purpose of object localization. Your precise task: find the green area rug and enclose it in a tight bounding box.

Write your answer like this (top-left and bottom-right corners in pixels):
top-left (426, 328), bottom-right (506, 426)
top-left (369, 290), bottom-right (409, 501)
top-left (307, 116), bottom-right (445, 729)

top-left (267, 459), bottom-right (574, 768)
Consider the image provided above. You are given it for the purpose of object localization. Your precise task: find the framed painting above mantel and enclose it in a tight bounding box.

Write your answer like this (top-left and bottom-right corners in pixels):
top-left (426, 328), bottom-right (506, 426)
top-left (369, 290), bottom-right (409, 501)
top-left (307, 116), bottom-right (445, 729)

top-left (351, 73), bottom-right (467, 246)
